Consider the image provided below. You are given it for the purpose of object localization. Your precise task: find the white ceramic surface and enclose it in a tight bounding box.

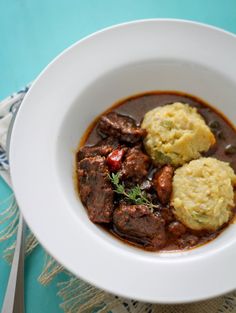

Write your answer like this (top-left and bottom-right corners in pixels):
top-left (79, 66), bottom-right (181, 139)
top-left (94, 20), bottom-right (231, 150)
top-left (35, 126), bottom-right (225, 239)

top-left (10, 20), bottom-right (236, 303)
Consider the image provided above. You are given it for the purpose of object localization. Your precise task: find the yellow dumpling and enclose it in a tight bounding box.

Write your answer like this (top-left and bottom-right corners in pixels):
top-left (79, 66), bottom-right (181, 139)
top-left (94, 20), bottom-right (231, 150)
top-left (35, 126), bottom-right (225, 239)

top-left (141, 102), bottom-right (215, 166)
top-left (171, 157), bottom-right (236, 231)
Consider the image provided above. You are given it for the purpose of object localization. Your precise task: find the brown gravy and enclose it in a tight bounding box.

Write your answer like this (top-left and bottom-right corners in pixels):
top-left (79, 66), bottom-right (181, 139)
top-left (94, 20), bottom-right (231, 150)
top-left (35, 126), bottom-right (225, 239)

top-left (79, 91), bottom-right (236, 251)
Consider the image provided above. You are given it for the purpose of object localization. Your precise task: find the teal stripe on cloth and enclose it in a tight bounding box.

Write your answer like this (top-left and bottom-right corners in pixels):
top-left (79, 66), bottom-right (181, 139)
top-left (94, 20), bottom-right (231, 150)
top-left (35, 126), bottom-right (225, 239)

top-left (0, 1), bottom-right (236, 312)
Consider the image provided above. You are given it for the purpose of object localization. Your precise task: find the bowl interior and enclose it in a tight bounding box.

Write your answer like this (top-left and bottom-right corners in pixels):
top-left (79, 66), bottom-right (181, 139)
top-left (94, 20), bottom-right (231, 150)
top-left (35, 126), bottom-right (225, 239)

top-left (56, 58), bottom-right (236, 258)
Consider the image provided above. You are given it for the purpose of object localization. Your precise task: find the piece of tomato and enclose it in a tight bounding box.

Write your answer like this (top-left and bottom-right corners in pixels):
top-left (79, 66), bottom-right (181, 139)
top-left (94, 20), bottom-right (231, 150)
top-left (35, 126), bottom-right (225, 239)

top-left (107, 148), bottom-right (126, 172)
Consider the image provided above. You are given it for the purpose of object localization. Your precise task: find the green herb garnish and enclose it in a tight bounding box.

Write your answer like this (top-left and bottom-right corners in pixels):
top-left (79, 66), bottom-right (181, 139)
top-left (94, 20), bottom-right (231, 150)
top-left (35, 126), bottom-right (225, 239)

top-left (160, 120), bottom-right (174, 130)
top-left (108, 172), bottom-right (159, 212)
top-left (154, 151), bottom-right (172, 164)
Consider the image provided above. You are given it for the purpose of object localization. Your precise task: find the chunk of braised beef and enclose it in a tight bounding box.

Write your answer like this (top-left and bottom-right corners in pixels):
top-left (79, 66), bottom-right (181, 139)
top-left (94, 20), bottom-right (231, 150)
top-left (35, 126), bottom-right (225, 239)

top-left (153, 165), bottom-right (174, 204)
top-left (113, 204), bottom-right (166, 249)
top-left (177, 234), bottom-right (199, 249)
top-left (120, 146), bottom-right (150, 184)
top-left (77, 156), bottom-right (113, 223)
top-left (168, 221), bottom-right (186, 237)
top-left (77, 137), bottom-right (119, 161)
top-left (97, 112), bottom-right (146, 143)
top-left (160, 206), bottom-right (175, 224)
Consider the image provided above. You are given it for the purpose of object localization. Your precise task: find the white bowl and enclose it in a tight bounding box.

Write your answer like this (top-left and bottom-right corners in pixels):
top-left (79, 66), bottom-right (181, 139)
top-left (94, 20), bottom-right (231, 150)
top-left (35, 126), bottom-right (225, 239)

top-left (10, 19), bottom-right (236, 303)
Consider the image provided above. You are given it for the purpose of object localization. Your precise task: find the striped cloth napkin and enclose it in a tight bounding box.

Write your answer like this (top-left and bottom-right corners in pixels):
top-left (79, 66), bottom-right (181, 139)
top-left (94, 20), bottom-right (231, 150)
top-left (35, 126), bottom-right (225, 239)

top-left (0, 87), bottom-right (235, 313)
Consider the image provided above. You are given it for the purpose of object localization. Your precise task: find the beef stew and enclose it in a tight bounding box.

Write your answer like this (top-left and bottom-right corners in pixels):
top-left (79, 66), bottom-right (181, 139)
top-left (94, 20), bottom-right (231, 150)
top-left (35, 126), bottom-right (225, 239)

top-left (75, 91), bottom-right (236, 251)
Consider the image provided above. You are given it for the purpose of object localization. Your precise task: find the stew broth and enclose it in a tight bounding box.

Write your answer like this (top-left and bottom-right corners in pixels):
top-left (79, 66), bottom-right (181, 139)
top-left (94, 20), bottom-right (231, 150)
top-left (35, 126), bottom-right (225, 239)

top-left (77, 91), bottom-right (236, 251)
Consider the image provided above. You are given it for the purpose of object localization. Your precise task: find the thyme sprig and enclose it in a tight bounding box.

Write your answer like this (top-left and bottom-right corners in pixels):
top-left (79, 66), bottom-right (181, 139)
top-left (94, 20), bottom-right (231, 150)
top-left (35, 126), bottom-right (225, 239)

top-left (108, 172), bottom-right (159, 212)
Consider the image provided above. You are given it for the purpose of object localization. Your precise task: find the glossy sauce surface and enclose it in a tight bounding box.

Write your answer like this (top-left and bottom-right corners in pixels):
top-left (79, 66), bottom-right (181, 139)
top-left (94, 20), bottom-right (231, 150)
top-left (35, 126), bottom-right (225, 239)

top-left (79, 91), bottom-right (236, 251)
